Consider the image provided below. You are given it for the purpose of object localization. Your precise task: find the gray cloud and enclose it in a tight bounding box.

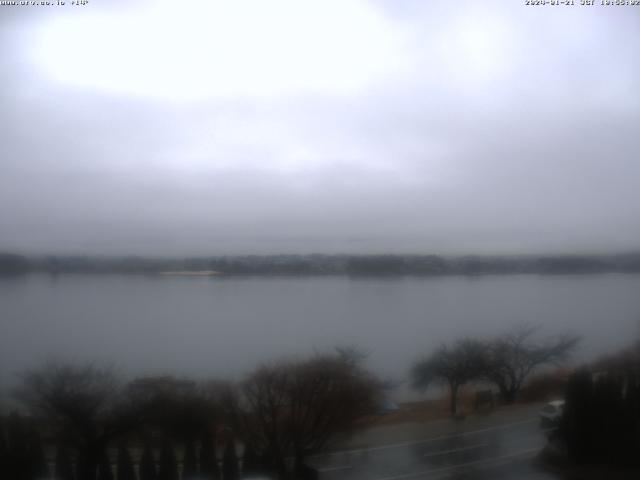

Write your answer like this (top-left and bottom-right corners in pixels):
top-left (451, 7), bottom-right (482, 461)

top-left (1, 0), bottom-right (638, 255)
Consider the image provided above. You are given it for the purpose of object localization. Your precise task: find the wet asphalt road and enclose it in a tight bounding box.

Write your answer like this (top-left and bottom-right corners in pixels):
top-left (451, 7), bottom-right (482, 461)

top-left (308, 418), bottom-right (559, 480)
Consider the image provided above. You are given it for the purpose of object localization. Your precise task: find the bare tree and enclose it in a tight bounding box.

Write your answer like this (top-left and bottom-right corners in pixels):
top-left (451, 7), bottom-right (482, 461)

top-left (14, 361), bottom-right (138, 479)
top-left (124, 375), bottom-right (225, 442)
top-left (1, 413), bottom-right (47, 480)
top-left (116, 445), bottom-right (136, 480)
top-left (235, 350), bottom-right (382, 476)
top-left (483, 325), bottom-right (580, 403)
top-left (411, 339), bottom-right (486, 416)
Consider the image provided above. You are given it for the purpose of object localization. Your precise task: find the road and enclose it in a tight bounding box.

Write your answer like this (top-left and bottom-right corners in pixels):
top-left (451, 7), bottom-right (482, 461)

top-left (307, 406), bottom-right (561, 480)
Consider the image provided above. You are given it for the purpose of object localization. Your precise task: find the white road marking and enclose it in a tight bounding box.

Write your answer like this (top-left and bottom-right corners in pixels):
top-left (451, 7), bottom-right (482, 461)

top-left (422, 442), bottom-right (488, 458)
top-left (309, 417), bottom-right (537, 459)
top-left (375, 447), bottom-right (540, 480)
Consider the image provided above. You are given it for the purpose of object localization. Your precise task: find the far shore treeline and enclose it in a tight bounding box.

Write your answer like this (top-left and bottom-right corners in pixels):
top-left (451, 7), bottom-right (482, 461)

top-left (2, 252), bottom-right (640, 276)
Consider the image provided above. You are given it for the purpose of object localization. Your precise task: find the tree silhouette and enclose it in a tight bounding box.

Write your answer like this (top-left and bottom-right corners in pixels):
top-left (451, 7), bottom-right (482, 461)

top-left (2, 413), bottom-right (48, 480)
top-left (26, 427), bottom-right (48, 480)
top-left (560, 367), bottom-right (640, 466)
top-left (412, 339), bottom-right (486, 416)
top-left (124, 375), bottom-right (222, 442)
top-left (157, 439), bottom-right (178, 480)
top-left (15, 362), bottom-right (139, 480)
top-left (237, 351), bottom-right (381, 475)
top-left (116, 445), bottom-right (136, 480)
top-left (54, 446), bottom-right (74, 480)
top-left (199, 431), bottom-right (216, 479)
top-left (182, 439), bottom-right (197, 479)
top-left (96, 449), bottom-right (114, 480)
top-left (241, 441), bottom-right (263, 477)
top-left (0, 420), bottom-right (7, 478)
top-left (222, 442), bottom-right (239, 480)
top-left (5, 413), bottom-right (30, 480)
top-left (483, 326), bottom-right (580, 403)
top-left (139, 443), bottom-right (157, 480)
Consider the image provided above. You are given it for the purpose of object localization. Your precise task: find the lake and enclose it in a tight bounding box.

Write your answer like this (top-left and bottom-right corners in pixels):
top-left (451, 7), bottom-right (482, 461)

top-left (1, 273), bottom-right (639, 399)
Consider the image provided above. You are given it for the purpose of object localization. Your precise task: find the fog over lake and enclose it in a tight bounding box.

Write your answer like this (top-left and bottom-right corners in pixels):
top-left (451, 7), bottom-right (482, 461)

top-left (2, 2), bottom-right (639, 398)
top-left (2, 273), bottom-right (639, 399)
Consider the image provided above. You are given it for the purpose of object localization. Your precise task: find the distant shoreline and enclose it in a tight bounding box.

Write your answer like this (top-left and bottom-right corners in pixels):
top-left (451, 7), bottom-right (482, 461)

top-left (158, 270), bottom-right (221, 277)
top-left (2, 252), bottom-right (640, 277)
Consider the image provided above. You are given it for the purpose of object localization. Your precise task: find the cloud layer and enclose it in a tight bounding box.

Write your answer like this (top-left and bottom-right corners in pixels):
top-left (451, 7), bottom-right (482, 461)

top-left (1, 0), bottom-right (638, 255)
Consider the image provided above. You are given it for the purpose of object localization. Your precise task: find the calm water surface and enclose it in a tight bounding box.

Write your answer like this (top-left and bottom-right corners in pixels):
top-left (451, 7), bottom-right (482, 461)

top-left (2, 273), bottom-right (639, 397)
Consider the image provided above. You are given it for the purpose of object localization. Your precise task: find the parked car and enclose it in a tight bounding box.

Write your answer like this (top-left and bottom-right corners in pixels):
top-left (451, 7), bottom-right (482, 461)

top-left (539, 400), bottom-right (564, 427)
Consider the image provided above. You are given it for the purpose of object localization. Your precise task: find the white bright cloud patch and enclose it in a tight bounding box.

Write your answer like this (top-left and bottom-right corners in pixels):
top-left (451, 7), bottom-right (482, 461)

top-left (33, 0), bottom-right (408, 100)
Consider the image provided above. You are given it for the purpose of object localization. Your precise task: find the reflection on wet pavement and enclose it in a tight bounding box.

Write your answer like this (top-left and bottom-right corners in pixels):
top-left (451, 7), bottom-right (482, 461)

top-left (310, 418), bottom-right (561, 479)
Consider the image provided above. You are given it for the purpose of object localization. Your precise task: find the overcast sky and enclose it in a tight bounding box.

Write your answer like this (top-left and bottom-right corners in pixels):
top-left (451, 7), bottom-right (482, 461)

top-left (1, 0), bottom-right (638, 256)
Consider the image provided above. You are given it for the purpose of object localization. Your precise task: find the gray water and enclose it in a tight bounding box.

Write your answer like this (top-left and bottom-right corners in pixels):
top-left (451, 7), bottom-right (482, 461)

top-left (1, 273), bottom-right (639, 397)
